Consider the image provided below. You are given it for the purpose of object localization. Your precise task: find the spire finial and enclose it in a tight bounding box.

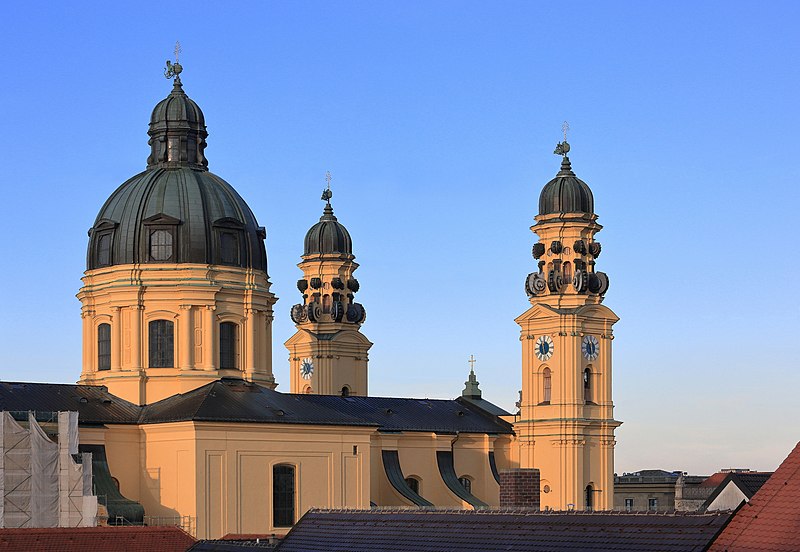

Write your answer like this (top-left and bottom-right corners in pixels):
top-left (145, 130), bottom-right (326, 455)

top-left (321, 171), bottom-right (333, 204)
top-left (164, 41), bottom-right (183, 81)
top-left (554, 120), bottom-right (570, 157)
top-left (462, 354), bottom-right (481, 399)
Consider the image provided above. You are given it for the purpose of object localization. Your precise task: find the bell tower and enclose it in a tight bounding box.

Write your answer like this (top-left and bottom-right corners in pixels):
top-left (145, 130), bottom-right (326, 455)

top-left (514, 138), bottom-right (621, 511)
top-left (285, 178), bottom-right (372, 396)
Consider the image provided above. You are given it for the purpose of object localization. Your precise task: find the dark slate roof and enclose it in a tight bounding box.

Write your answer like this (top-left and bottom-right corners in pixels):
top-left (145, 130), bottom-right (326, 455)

top-left (0, 382), bottom-right (141, 425)
top-left (139, 379), bottom-right (374, 427)
top-left (0, 380), bottom-right (512, 435)
top-left (189, 534), bottom-right (281, 551)
top-left (458, 397), bottom-right (512, 417)
top-left (710, 442), bottom-right (800, 552)
top-left (275, 509), bottom-right (733, 552)
top-left (0, 526), bottom-right (195, 552)
top-left (538, 156), bottom-right (594, 217)
top-left (297, 394), bottom-right (514, 434)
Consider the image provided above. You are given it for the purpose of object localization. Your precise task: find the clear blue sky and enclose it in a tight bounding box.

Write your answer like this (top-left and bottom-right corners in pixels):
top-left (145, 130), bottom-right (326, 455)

top-left (1, 1), bottom-right (798, 475)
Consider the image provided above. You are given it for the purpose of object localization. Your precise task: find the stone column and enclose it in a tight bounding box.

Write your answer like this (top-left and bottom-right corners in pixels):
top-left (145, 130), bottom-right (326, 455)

top-left (246, 309), bottom-right (258, 376)
top-left (203, 306), bottom-right (216, 371)
top-left (130, 305), bottom-right (142, 372)
top-left (180, 305), bottom-right (194, 370)
top-left (111, 307), bottom-right (121, 371)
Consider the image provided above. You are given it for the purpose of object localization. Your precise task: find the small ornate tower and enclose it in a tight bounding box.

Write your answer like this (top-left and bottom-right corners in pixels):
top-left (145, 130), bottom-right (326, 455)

top-left (285, 181), bottom-right (372, 396)
top-left (514, 138), bottom-right (621, 511)
top-left (77, 62), bottom-right (277, 405)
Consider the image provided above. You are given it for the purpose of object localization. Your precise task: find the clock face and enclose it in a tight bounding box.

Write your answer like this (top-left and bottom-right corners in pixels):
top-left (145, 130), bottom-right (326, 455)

top-left (582, 335), bottom-right (599, 361)
top-left (535, 335), bottom-right (554, 361)
top-left (300, 358), bottom-right (314, 380)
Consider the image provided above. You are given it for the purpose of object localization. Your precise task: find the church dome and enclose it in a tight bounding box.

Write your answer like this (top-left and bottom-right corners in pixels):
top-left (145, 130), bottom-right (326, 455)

top-left (303, 202), bottom-right (353, 257)
top-left (86, 72), bottom-right (268, 273)
top-left (538, 156), bottom-right (594, 216)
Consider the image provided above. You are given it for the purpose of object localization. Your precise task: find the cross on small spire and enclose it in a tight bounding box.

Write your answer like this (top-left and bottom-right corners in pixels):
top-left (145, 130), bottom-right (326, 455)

top-left (321, 171), bottom-right (333, 204)
top-left (468, 354), bottom-right (476, 372)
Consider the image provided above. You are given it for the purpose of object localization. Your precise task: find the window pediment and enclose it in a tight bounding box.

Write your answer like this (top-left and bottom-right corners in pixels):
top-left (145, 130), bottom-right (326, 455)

top-left (143, 213), bottom-right (181, 226)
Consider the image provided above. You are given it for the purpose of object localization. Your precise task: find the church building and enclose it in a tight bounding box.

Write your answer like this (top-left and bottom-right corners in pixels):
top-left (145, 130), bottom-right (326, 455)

top-left (0, 62), bottom-right (620, 538)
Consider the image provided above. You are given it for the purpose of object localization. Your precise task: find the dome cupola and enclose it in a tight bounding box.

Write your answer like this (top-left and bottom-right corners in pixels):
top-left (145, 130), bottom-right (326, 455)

top-left (538, 142), bottom-right (594, 216)
top-left (303, 188), bottom-right (353, 257)
top-left (86, 64), bottom-right (268, 273)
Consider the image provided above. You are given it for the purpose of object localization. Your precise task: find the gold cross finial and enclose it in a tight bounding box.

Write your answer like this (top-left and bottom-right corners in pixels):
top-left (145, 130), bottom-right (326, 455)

top-left (468, 354), bottom-right (476, 371)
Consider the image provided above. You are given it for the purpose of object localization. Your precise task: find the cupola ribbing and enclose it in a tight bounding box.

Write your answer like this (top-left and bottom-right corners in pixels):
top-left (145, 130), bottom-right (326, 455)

top-left (86, 75), bottom-right (268, 273)
top-left (538, 156), bottom-right (594, 216)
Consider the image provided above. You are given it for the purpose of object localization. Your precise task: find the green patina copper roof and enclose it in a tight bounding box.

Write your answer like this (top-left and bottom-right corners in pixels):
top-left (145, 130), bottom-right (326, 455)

top-left (303, 202), bottom-right (353, 257)
top-left (538, 156), bottom-right (594, 216)
top-left (86, 72), bottom-right (268, 273)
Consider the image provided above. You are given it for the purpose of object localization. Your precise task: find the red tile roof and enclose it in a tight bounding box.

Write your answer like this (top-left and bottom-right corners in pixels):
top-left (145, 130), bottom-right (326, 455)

top-left (276, 509), bottom-right (732, 552)
top-left (0, 526), bottom-right (195, 552)
top-left (700, 472), bottom-right (729, 488)
top-left (710, 442), bottom-right (800, 552)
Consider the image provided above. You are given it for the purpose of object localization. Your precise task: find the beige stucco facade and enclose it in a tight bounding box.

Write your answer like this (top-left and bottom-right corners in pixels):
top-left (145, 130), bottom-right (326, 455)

top-left (513, 209), bottom-right (621, 511)
top-left (78, 263), bottom-right (277, 405)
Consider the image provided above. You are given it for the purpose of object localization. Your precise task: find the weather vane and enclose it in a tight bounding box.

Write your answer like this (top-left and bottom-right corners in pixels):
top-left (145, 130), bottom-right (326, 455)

top-left (321, 171), bottom-right (333, 203)
top-left (164, 41), bottom-right (183, 80)
top-left (554, 120), bottom-right (570, 157)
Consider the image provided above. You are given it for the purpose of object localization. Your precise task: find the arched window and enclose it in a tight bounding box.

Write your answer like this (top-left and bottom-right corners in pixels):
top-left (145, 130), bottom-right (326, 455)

top-left (585, 485), bottom-right (594, 511)
top-left (562, 261), bottom-right (572, 285)
top-left (405, 477), bottom-right (420, 495)
top-left (542, 368), bottom-right (552, 404)
top-left (149, 229), bottom-right (174, 261)
top-left (303, 386), bottom-right (313, 394)
top-left (148, 320), bottom-right (174, 368)
top-left (219, 322), bottom-right (239, 369)
top-left (458, 476), bottom-right (472, 494)
top-left (273, 464), bottom-right (296, 527)
top-left (340, 386), bottom-right (350, 397)
top-left (97, 323), bottom-right (111, 371)
top-left (322, 294), bottom-right (332, 314)
top-left (584, 368), bottom-right (592, 403)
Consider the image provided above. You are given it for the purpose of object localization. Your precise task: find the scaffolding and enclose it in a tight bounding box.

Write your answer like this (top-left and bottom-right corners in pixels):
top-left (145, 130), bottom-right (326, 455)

top-left (0, 411), bottom-right (97, 527)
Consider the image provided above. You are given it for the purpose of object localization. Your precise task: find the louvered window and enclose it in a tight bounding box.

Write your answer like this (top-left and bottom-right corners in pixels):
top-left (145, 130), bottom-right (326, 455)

top-left (97, 323), bottom-right (111, 371)
top-left (149, 320), bottom-right (174, 368)
top-left (273, 465), bottom-right (295, 527)
top-left (219, 231), bottom-right (239, 265)
top-left (97, 233), bottom-right (111, 267)
top-left (542, 368), bottom-right (552, 404)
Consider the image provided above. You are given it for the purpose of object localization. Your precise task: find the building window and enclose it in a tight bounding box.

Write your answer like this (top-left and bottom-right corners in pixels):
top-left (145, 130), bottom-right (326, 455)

top-left (405, 477), bottom-right (420, 495)
top-left (584, 368), bottom-right (592, 403)
top-left (341, 386), bottom-right (350, 397)
top-left (322, 294), bottom-right (332, 314)
top-left (149, 229), bottom-right (174, 261)
top-left (273, 464), bottom-right (296, 527)
top-left (585, 485), bottom-right (593, 511)
top-left (542, 368), bottom-right (551, 404)
top-left (97, 323), bottom-right (111, 371)
top-left (219, 231), bottom-right (239, 266)
top-left (648, 498), bottom-right (658, 511)
top-left (625, 498), bottom-right (634, 512)
top-left (562, 261), bottom-right (572, 285)
top-left (458, 477), bottom-right (472, 494)
top-left (148, 319), bottom-right (174, 368)
top-left (96, 233), bottom-right (111, 267)
top-left (219, 322), bottom-right (239, 369)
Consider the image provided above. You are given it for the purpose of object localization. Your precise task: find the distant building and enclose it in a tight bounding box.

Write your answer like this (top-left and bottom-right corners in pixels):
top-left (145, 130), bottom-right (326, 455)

top-left (702, 471), bottom-right (772, 512)
top-left (613, 470), bottom-right (683, 512)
